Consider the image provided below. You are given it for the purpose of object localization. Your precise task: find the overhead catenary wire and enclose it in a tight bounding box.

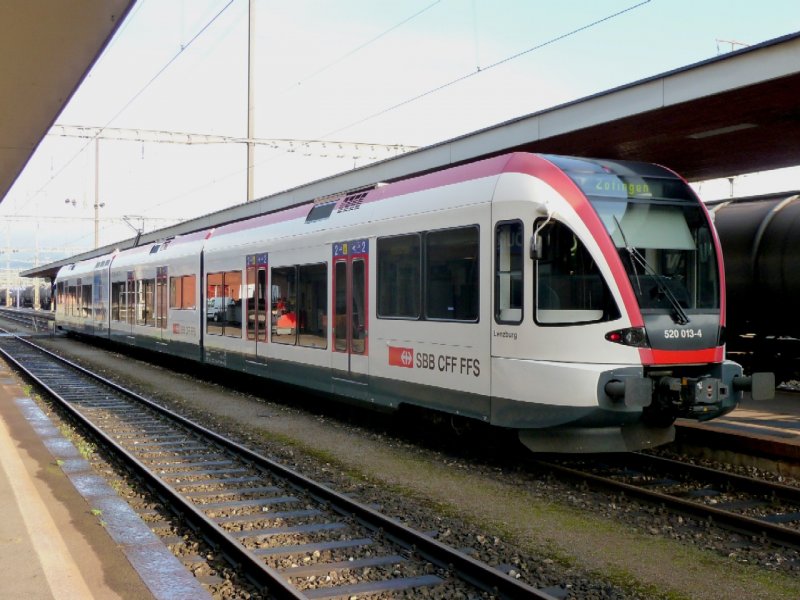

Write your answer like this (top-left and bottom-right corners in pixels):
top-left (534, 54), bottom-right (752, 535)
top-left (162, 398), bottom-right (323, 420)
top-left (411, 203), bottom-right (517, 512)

top-left (34, 0), bottom-right (653, 251)
top-left (18, 0), bottom-right (236, 213)
top-left (112, 0), bottom-right (655, 221)
top-left (319, 0), bottom-right (652, 140)
top-left (284, 0), bottom-right (442, 92)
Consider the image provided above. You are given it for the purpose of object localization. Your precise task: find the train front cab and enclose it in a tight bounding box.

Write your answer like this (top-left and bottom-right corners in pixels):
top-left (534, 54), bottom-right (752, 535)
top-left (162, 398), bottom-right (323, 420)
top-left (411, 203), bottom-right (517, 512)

top-left (489, 154), bottom-right (773, 453)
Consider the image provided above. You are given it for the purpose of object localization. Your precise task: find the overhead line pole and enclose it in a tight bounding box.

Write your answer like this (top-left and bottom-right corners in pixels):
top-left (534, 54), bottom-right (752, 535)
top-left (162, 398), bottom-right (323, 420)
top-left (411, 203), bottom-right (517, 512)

top-left (247, 0), bottom-right (256, 202)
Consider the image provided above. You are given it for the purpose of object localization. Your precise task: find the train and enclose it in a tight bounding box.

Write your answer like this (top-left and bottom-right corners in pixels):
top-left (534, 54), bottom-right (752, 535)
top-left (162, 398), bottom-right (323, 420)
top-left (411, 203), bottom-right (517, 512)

top-left (1, 283), bottom-right (51, 309)
top-left (709, 192), bottom-right (800, 382)
top-left (52, 152), bottom-right (772, 453)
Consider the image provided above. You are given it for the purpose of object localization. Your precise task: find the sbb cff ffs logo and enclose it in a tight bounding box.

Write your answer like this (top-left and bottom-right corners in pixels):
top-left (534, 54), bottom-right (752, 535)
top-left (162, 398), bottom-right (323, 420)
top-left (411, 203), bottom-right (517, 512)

top-left (388, 346), bottom-right (480, 377)
top-left (388, 346), bottom-right (414, 368)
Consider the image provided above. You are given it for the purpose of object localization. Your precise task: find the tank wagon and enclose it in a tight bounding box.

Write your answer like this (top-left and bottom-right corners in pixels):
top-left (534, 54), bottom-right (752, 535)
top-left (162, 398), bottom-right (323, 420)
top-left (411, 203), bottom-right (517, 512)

top-left (54, 153), bottom-right (771, 453)
top-left (709, 192), bottom-right (800, 381)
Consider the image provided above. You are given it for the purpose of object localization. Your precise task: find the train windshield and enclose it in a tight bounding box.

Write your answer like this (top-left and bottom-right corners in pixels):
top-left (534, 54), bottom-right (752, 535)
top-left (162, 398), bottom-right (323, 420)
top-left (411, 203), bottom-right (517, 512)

top-left (542, 155), bottom-right (719, 314)
top-left (593, 198), bottom-right (719, 312)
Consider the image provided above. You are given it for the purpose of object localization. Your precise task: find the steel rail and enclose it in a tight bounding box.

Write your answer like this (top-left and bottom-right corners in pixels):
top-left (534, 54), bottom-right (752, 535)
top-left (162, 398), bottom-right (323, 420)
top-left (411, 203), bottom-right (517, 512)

top-left (627, 452), bottom-right (800, 503)
top-left (0, 332), bottom-right (557, 600)
top-left (534, 457), bottom-right (800, 549)
top-left (0, 334), bottom-right (305, 599)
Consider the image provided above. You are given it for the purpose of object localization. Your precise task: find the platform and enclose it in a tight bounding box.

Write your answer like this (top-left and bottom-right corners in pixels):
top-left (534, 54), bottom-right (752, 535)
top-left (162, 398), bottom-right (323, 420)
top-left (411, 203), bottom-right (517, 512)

top-left (676, 388), bottom-right (800, 463)
top-left (0, 356), bottom-right (210, 599)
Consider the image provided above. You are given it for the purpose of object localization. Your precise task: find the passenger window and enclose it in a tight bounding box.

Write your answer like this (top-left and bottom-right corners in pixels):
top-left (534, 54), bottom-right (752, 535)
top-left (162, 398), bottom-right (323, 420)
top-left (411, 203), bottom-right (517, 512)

top-left (136, 279), bottom-right (155, 326)
top-left (495, 221), bottom-right (523, 324)
top-left (271, 267), bottom-right (297, 344)
top-left (425, 226), bottom-right (479, 321)
top-left (206, 272), bottom-right (224, 335)
top-left (111, 281), bottom-right (124, 321)
top-left (377, 234), bottom-right (420, 319)
top-left (222, 271), bottom-right (242, 338)
top-left (169, 275), bottom-right (197, 310)
top-left (297, 263), bottom-right (327, 349)
top-left (534, 219), bottom-right (619, 324)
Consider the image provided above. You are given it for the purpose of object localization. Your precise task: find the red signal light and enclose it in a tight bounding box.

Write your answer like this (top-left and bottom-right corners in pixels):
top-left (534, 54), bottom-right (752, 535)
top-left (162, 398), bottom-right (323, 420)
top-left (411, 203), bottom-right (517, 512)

top-left (605, 327), bottom-right (649, 348)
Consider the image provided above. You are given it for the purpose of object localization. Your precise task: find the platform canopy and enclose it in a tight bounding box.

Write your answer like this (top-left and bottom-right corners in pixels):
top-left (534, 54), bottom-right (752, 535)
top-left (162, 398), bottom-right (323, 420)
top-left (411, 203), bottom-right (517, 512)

top-left (0, 0), bottom-right (135, 205)
top-left (19, 31), bottom-right (800, 280)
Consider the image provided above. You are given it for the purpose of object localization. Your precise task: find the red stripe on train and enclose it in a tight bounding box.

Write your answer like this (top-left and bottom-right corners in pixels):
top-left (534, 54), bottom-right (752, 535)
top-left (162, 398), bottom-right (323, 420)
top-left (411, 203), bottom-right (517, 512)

top-left (639, 347), bottom-right (724, 365)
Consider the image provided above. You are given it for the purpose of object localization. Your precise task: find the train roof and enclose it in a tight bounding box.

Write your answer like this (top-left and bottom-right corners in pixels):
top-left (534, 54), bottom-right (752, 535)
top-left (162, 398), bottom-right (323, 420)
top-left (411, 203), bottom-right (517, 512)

top-left (706, 191), bottom-right (800, 207)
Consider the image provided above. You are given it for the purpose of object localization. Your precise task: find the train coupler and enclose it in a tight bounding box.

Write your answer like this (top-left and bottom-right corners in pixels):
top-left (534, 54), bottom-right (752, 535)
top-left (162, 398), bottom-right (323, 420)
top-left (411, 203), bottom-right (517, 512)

top-left (657, 375), bottom-right (731, 420)
top-left (732, 372), bottom-right (776, 401)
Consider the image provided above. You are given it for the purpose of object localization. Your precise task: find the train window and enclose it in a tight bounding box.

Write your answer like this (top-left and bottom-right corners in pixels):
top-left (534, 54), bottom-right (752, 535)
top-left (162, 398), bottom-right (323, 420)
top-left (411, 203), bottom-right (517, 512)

top-left (80, 284), bottom-right (92, 318)
top-left (169, 275), bottom-right (197, 310)
top-left (67, 285), bottom-right (76, 316)
top-left (595, 200), bottom-right (719, 312)
top-left (111, 281), bottom-right (124, 321)
top-left (534, 220), bottom-right (619, 325)
top-left (377, 234), bottom-right (420, 319)
top-left (136, 279), bottom-right (156, 326)
top-left (206, 271), bottom-right (242, 337)
top-left (94, 277), bottom-right (106, 322)
top-left (425, 226), bottom-right (479, 321)
top-left (351, 259), bottom-right (366, 353)
top-left (306, 201), bottom-right (337, 223)
top-left (246, 267), bottom-right (267, 342)
top-left (56, 282), bottom-right (64, 314)
top-left (223, 271), bottom-right (243, 338)
top-left (495, 221), bottom-right (523, 324)
top-left (206, 272), bottom-right (224, 335)
top-left (126, 278), bottom-right (135, 325)
top-left (297, 263), bottom-right (328, 349)
top-left (271, 266), bottom-right (297, 344)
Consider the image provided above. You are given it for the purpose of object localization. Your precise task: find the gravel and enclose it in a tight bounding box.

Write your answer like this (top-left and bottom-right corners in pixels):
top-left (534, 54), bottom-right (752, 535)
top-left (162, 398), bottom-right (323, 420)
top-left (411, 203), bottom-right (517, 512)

top-left (26, 333), bottom-right (800, 600)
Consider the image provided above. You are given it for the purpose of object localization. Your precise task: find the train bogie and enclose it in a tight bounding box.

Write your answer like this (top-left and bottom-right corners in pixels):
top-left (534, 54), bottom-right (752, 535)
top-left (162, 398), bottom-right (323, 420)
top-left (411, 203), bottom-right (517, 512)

top-left (53, 152), bottom-right (771, 453)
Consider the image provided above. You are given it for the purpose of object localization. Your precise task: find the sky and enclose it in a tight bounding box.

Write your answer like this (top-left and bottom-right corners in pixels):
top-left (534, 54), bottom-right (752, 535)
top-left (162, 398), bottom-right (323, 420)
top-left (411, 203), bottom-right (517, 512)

top-left (2, 0), bottom-right (800, 279)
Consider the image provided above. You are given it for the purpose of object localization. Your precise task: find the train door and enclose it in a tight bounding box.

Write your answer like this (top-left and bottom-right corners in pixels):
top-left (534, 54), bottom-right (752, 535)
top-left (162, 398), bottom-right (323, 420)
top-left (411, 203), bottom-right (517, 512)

top-left (156, 266), bottom-right (168, 340)
top-left (245, 253), bottom-right (268, 354)
top-left (331, 239), bottom-right (369, 399)
top-left (492, 218), bottom-right (526, 360)
top-left (125, 271), bottom-right (135, 335)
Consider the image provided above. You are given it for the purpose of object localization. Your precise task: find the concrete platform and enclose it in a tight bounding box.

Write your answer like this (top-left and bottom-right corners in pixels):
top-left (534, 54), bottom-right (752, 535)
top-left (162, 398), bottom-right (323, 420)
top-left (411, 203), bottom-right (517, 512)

top-left (0, 356), bottom-right (210, 599)
top-left (676, 388), bottom-right (800, 463)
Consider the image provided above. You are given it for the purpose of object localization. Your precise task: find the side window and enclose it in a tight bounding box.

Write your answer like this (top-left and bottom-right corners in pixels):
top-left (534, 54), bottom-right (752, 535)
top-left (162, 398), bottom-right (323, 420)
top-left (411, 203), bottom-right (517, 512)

top-left (495, 221), bottom-right (523, 324)
top-left (169, 274), bottom-right (197, 310)
top-left (80, 284), bottom-right (92, 318)
top-left (206, 272), bottom-right (224, 335)
top-left (56, 282), bottom-right (64, 314)
top-left (126, 277), bottom-right (135, 325)
top-left (111, 281), bottom-right (123, 321)
top-left (136, 279), bottom-right (155, 326)
top-left (67, 285), bottom-right (76, 316)
top-left (223, 271), bottom-right (242, 338)
top-left (271, 266), bottom-right (297, 344)
top-left (206, 271), bottom-right (242, 337)
top-left (426, 226), bottom-right (479, 321)
top-left (377, 234), bottom-right (420, 319)
top-left (156, 268), bottom-right (167, 329)
top-left (297, 263), bottom-right (327, 349)
top-left (534, 219), bottom-right (619, 325)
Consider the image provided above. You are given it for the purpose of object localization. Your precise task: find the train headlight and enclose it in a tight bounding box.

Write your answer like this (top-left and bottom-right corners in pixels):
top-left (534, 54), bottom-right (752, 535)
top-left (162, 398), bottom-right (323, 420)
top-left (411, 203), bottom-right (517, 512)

top-left (605, 327), bottom-right (649, 348)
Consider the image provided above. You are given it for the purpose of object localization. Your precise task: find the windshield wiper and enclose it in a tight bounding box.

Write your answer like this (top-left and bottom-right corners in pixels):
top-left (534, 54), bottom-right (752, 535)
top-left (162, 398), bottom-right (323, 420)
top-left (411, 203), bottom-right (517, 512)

top-left (614, 216), bottom-right (690, 325)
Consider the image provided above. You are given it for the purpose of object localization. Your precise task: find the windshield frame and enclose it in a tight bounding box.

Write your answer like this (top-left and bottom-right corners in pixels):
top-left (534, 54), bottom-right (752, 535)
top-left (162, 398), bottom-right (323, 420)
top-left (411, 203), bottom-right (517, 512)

top-left (591, 197), bottom-right (720, 316)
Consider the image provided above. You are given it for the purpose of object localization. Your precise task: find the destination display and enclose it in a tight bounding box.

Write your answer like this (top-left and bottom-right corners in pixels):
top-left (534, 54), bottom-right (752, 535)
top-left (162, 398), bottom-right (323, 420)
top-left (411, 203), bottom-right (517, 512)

top-left (568, 173), bottom-right (694, 202)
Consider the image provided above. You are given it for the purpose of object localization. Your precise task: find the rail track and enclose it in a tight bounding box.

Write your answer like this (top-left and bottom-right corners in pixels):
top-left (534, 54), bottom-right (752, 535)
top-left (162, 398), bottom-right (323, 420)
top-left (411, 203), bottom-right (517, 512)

top-left (534, 452), bottom-right (800, 549)
top-left (0, 306), bottom-right (53, 332)
top-left (0, 331), bottom-right (558, 599)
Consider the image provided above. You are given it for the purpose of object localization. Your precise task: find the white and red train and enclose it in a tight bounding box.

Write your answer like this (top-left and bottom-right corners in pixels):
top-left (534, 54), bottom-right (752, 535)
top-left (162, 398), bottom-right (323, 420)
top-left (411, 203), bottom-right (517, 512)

top-left (53, 152), bottom-right (770, 453)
